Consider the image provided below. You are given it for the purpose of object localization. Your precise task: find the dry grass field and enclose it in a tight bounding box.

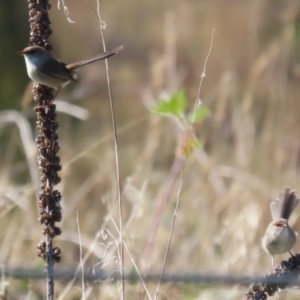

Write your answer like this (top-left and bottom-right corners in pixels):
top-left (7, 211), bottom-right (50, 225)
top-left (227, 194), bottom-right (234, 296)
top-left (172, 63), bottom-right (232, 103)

top-left (1, 0), bottom-right (300, 299)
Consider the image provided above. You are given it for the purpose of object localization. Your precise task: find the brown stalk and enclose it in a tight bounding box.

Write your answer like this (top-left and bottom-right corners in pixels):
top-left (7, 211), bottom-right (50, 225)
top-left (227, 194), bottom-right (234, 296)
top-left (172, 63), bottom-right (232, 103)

top-left (96, 2), bottom-right (124, 299)
top-left (27, 1), bottom-right (62, 299)
top-left (244, 255), bottom-right (300, 299)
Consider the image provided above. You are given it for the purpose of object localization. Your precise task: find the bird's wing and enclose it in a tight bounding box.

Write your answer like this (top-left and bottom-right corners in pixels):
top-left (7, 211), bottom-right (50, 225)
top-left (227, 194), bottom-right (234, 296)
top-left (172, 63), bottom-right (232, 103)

top-left (39, 56), bottom-right (77, 82)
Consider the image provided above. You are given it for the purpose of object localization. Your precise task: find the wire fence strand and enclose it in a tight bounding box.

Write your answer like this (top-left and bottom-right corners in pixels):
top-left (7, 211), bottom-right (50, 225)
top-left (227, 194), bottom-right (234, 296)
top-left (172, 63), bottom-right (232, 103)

top-left (3, 268), bottom-right (300, 286)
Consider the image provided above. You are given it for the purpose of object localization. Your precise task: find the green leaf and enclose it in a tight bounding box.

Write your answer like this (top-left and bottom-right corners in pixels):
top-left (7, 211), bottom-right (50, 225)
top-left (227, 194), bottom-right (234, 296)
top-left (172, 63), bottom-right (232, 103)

top-left (189, 106), bottom-right (211, 123)
top-left (152, 89), bottom-right (187, 117)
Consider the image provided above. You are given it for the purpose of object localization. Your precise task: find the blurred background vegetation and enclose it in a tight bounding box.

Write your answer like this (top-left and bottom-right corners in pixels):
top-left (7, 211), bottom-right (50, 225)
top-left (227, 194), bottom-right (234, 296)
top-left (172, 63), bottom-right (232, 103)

top-left (1, 0), bottom-right (300, 299)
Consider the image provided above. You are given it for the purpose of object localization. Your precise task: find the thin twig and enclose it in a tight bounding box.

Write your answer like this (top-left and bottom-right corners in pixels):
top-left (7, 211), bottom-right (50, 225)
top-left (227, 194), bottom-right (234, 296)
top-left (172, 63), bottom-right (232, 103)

top-left (110, 217), bottom-right (152, 300)
top-left (59, 226), bottom-right (110, 299)
top-left (191, 29), bottom-right (215, 123)
top-left (92, 228), bottom-right (121, 276)
top-left (142, 155), bottom-right (185, 269)
top-left (76, 211), bottom-right (85, 300)
top-left (46, 181), bottom-right (54, 300)
top-left (154, 157), bottom-right (186, 300)
top-left (95, 1), bottom-right (124, 299)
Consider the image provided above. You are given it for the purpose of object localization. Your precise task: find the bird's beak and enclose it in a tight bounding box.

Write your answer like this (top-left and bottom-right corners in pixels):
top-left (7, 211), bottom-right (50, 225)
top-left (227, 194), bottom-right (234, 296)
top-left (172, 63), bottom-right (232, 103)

top-left (17, 50), bottom-right (26, 55)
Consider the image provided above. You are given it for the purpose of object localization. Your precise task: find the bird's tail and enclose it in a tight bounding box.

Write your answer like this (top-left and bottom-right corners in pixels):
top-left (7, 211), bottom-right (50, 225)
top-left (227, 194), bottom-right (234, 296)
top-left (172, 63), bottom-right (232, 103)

top-left (270, 187), bottom-right (300, 220)
top-left (66, 45), bottom-right (123, 70)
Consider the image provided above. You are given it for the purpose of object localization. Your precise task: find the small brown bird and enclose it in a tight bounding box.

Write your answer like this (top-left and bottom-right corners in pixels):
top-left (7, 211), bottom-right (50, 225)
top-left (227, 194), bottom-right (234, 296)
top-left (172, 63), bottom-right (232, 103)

top-left (262, 187), bottom-right (299, 267)
top-left (18, 45), bottom-right (123, 99)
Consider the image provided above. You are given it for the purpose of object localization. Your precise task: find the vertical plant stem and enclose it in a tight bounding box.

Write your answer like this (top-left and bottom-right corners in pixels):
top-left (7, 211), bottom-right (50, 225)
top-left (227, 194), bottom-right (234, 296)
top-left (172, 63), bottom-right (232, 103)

top-left (143, 154), bottom-right (185, 268)
top-left (153, 157), bottom-right (186, 300)
top-left (96, 2), bottom-right (124, 298)
top-left (27, 1), bottom-right (63, 298)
